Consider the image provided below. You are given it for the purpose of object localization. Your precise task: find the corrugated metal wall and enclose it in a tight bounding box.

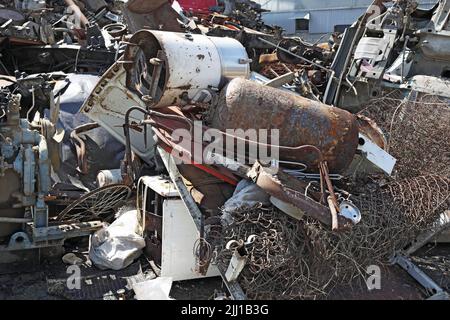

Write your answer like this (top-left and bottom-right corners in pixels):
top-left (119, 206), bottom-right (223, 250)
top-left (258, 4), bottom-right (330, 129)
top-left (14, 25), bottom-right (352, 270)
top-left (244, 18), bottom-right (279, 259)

top-left (261, 8), bottom-right (363, 35)
top-left (258, 0), bottom-right (438, 39)
top-left (309, 8), bottom-right (364, 33)
top-left (260, 0), bottom-right (374, 12)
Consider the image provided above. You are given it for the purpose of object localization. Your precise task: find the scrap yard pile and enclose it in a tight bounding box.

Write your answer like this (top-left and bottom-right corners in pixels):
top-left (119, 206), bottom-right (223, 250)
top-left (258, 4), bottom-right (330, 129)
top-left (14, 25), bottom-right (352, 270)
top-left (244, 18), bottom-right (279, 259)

top-left (0, 0), bottom-right (449, 300)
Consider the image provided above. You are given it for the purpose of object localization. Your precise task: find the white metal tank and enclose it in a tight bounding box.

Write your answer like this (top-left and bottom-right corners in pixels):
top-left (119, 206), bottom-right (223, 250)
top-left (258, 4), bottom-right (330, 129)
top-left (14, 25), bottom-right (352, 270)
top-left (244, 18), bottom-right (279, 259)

top-left (124, 30), bottom-right (250, 108)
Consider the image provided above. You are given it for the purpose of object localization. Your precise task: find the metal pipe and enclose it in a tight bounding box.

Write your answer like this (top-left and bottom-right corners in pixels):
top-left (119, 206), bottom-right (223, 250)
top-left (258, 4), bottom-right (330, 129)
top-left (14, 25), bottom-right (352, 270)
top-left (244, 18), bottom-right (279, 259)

top-left (123, 106), bottom-right (149, 182)
top-left (0, 217), bottom-right (32, 223)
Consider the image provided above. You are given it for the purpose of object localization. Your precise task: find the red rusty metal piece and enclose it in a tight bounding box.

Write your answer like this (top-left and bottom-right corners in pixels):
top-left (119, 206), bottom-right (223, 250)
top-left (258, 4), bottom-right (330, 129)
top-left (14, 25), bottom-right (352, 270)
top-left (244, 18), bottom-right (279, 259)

top-left (177, 0), bottom-right (218, 14)
top-left (124, 0), bottom-right (184, 33)
top-left (356, 114), bottom-right (387, 149)
top-left (141, 107), bottom-right (240, 185)
top-left (208, 78), bottom-right (359, 173)
top-left (125, 106), bottom-right (351, 229)
top-left (144, 106), bottom-right (336, 183)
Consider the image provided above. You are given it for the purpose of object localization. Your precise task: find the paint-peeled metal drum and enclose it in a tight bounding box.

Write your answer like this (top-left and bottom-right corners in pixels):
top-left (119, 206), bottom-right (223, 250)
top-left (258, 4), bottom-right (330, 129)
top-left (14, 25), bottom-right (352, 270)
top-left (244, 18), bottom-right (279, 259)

top-left (124, 30), bottom-right (250, 108)
top-left (208, 78), bottom-right (359, 173)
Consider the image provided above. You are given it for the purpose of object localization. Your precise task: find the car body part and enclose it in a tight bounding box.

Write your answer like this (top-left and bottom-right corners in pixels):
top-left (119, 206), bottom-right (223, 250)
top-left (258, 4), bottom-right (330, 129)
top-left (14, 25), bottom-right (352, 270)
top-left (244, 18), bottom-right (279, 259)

top-left (80, 62), bottom-right (155, 163)
top-left (0, 88), bottom-right (102, 265)
top-left (326, 0), bottom-right (450, 112)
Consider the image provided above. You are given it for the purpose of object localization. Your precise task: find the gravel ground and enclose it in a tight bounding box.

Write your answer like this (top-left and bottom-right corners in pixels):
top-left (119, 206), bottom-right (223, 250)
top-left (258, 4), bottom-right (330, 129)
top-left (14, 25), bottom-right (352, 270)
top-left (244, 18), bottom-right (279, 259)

top-left (1, 244), bottom-right (448, 300)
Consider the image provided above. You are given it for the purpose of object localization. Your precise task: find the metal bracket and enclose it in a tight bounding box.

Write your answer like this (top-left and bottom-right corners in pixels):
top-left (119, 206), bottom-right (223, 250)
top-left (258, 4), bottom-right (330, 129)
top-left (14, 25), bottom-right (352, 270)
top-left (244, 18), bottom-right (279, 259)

top-left (30, 220), bottom-right (103, 242)
top-left (157, 146), bottom-right (203, 232)
top-left (217, 263), bottom-right (247, 300)
top-left (392, 253), bottom-right (449, 299)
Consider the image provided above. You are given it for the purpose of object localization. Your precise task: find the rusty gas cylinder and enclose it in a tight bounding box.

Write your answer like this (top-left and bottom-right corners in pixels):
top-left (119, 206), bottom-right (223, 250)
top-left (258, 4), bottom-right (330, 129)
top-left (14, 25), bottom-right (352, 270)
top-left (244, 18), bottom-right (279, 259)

top-left (208, 78), bottom-right (359, 173)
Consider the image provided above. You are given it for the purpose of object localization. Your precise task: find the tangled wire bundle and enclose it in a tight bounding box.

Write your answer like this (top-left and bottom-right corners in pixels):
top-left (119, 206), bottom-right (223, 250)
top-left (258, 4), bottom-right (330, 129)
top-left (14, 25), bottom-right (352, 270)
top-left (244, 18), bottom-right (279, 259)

top-left (211, 91), bottom-right (450, 299)
top-left (213, 174), bottom-right (450, 299)
top-left (358, 91), bottom-right (450, 179)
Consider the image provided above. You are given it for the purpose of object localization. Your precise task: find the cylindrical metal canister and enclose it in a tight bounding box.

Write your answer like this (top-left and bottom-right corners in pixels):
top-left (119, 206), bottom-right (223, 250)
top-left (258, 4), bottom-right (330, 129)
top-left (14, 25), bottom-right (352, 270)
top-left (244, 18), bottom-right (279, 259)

top-left (124, 30), bottom-right (250, 108)
top-left (208, 78), bottom-right (359, 173)
top-left (97, 169), bottom-right (123, 187)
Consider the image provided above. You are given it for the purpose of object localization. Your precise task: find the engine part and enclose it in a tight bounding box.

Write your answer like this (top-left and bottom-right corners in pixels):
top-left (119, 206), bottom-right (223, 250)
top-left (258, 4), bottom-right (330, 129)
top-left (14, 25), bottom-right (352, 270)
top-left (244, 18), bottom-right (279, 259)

top-left (0, 93), bottom-right (50, 239)
top-left (326, 0), bottom-right (450, 111)
top-left (208, 78), bottom-right (359, 173)
top-left (124, 29), bottom-right (250, 108)
top-left (103, 23), bottom-right (127, 38)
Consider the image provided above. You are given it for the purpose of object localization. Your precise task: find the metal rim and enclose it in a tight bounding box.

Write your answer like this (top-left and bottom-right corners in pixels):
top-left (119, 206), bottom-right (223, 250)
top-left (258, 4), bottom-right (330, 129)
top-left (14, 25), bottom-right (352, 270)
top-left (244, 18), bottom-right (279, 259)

top-left (56, 184), bottom-right (132, 221)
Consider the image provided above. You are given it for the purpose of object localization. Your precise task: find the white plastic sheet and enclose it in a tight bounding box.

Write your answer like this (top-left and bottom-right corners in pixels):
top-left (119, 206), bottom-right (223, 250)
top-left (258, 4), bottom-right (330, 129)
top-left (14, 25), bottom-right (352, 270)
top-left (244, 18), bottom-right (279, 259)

top-left (132, 277), bottom-right (173, 300)
top-left (221, 180), bottom-right (270, 226)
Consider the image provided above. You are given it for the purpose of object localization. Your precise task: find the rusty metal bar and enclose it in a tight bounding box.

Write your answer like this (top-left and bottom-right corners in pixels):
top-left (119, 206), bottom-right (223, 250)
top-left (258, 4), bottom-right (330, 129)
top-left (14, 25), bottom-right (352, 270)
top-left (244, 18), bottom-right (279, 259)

top-left (70, 122), bottom-right (99, 174)
top-left (0, 217), bottom-right (33, 224)
top-left (247, 162), bottom-right (353, 230)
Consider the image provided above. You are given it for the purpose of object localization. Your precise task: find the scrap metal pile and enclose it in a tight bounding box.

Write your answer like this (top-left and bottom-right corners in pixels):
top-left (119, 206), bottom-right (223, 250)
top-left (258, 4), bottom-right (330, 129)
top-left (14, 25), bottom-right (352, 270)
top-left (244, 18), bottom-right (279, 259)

top-left (0, 0), bottom-right (449, 300)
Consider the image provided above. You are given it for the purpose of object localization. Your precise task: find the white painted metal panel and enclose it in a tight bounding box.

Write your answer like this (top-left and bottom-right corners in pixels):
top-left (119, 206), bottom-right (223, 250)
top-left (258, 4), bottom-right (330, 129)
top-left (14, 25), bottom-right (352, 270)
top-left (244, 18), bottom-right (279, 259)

top-left (80, 62), bottom-right (155, 162)
top-left (161, 199), bottom-right (220, 281)
top-left (140, 175), bottom-right (179, 198)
